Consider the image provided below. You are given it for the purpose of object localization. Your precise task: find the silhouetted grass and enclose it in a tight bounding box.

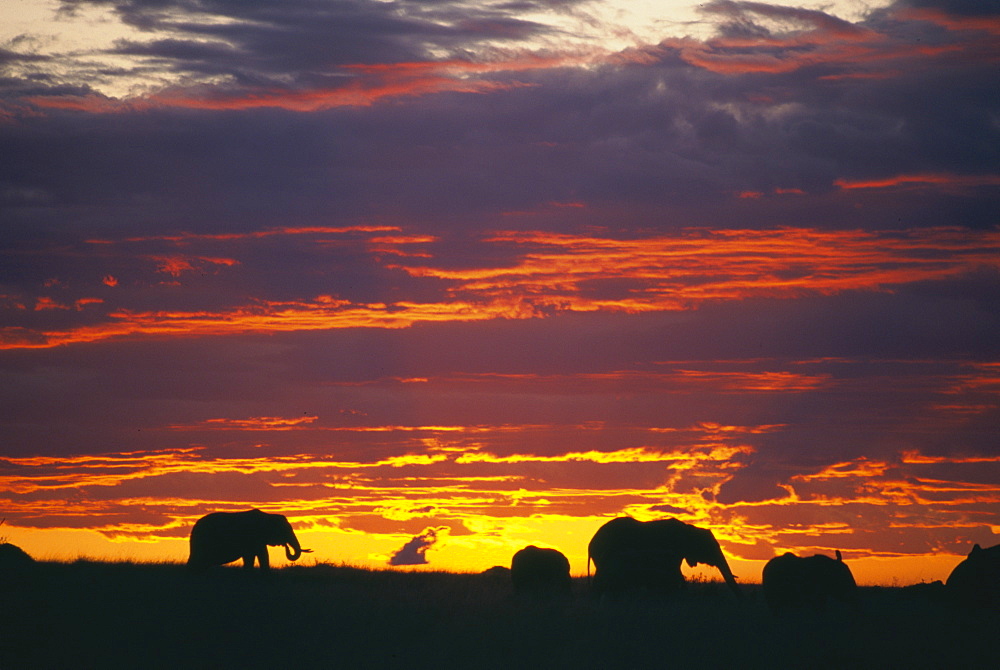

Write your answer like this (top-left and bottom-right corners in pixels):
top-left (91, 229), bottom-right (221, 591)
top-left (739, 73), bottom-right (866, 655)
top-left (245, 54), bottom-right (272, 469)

top-left (3, 561), bottom-right (997, 669)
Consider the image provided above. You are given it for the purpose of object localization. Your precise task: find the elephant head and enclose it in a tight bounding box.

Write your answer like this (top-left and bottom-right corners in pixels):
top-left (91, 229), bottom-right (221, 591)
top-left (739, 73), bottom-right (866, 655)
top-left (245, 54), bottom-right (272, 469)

top-left (761, 550), bottom-right (858, 614)
top-left (681, 524), bottom-right (741, 597)
top-left (187, 509), bottom-right (311, 572)
top-left (587, 516), bottom-right (742, 599)
top-left (259, 512), bottom-right (304, 562)
top-left (946, 543), bottom-right (1000, 608)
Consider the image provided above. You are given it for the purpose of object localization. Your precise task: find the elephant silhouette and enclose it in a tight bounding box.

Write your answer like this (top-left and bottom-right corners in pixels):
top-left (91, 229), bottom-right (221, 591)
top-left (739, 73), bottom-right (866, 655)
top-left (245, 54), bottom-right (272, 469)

top-left (187, 509), bottom-right (311, 573)
top-left (587, 517), bottom-right (742, 598)
top-left (510, 545), bottom-right (572, 597)
top-left (946, 543), bottom-right (1000, 608)
top-left (0, 542), bottom-right (35, 571)
top-left (761, 550), bottom-right (858, 614)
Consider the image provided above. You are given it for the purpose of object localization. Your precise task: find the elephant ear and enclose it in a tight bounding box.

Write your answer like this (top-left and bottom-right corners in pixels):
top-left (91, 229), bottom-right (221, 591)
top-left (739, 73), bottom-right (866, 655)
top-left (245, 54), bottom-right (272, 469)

top-left (686, 557), bottom-right (698, 568)
top-left (970, 544), bottom-right (982, 556)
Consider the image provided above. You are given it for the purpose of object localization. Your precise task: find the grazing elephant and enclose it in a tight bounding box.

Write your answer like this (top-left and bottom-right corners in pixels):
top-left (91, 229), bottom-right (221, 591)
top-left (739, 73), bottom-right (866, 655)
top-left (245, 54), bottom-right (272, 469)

top-left (187, 509), bottom-right (310, 573)
top-left (762, 550), bottom-right (858, 614)
top-left (946, 543), bottom-right (1000, 608)
top-left (510, 545), bottom-right (572, 597)
top-left (587, 517), bottom-right (742, 598)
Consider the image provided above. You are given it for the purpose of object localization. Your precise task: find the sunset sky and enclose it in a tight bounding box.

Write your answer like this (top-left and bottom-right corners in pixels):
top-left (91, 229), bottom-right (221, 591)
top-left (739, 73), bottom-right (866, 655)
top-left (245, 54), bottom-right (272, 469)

top-left (1, 0), bottom-right (998, 585)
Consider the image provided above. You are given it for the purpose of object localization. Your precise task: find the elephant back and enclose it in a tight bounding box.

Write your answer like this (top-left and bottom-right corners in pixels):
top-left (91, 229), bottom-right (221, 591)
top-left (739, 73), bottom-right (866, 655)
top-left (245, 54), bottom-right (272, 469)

top-left (762, 551), bottom-right (857, 614)
top-left (511, 545), bottom-right (572, 597)
top-left (946, 543), bottom-right (1000, 609)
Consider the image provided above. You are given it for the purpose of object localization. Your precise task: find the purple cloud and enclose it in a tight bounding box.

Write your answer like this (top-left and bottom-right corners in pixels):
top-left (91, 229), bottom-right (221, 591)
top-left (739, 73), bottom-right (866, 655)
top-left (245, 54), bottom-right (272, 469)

top-left (388, 527), bottom-right (448, 566)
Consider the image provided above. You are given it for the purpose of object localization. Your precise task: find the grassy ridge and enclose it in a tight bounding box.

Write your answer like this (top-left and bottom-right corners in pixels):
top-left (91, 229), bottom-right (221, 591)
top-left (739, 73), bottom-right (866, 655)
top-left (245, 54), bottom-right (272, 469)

top-left (3, 561), bottom-right (997, 669)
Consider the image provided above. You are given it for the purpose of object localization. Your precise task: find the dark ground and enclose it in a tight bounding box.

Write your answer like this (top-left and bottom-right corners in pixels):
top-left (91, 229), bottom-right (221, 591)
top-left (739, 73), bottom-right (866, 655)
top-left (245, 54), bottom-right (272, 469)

top-left (2, 561), bottom-right (997, 669)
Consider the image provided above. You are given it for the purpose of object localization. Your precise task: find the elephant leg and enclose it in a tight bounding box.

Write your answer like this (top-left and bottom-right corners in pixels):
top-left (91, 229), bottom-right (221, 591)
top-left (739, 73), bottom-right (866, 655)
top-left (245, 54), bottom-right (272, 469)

top-left (257, 548), bottom-right (270, 571)
top-left (242, 553), bottom-right (257, 569)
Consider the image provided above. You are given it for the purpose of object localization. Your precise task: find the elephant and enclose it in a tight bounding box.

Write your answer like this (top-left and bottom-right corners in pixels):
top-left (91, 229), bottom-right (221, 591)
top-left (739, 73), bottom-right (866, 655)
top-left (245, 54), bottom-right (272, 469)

top-left (587, 517), bottom-right (742, 599)
top-left (0, 542), bottom-right (35, 570)
top-left (510, 545), bottom-right (572, 597)
top-left (945, 543), bottom-right (1000, 608)
top-left (187, 509), bottom-right (311, 573)
top-left (761, 550), bottom-right (858, 614)
top-left (480, 565), bottom-right (512, 584)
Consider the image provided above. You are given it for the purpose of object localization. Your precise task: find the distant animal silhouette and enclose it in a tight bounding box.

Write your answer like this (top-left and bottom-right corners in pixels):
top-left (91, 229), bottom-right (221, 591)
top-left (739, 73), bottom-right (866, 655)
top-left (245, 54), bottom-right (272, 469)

top-left (510, 545), bottom-right (572, 597)
top-left (480, 565), bottom-right (512, 584)
top-left (899, 580), bottom-right (946, 603)
top-left (187, 509), bottom-right (311, 573)
top-left (761, 550), bottom-right (858, 614)
top-left (587, 517), bottom-right (742, 598)
top-left (0, 542), bottom-right (35, 570)
top-left (946, 543), bottom-right (1000, 608)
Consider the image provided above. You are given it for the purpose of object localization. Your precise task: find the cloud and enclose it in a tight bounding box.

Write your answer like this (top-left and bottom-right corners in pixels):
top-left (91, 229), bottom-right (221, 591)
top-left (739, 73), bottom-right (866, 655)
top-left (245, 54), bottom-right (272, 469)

top-left (388, 526), bottom-right (449, 566)
top-left (0, 1), bottom-right (997, 577)
top-left (2, 226), bottom-right (997, 349)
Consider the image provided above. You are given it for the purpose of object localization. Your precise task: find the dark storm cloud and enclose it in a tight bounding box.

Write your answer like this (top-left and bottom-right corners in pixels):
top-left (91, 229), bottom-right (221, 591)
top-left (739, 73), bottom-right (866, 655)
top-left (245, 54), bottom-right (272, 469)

top-left (63, 0), bottom-right (559, 82)
top-left (899, 0), bottom-right (1000, 16)
top-left (703, 0), bottom-right (869, 37)
top-left (388, 526), bottom-right (446, 565)
top-left (0, 47), bottom-right (50, 66)
top-left (2, 1), bottom-right (995, 243)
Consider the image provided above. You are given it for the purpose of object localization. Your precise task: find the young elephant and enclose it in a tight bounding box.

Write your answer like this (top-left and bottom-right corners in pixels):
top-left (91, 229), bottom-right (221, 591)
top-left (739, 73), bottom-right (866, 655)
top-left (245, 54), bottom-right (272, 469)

top-left (762, 550), bottom-right (858, 614)
top-left (510, 545), bottom-right (572, 597)
top-left (187, 509), bottom-right (310, 572)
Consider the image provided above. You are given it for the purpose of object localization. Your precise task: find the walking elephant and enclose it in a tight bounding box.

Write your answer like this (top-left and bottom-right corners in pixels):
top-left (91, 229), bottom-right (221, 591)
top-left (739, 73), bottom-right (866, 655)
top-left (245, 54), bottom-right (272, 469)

top-left (587, 517), bottom-right (742, 598)
top-left (187, 509), bottom-right (311, 573)
top-left (510, 545), bottom-right (572, 597)
top-left (761, 550), bottom-right (858, 614)
top-left (946, 543), bottom-right (1000, 608)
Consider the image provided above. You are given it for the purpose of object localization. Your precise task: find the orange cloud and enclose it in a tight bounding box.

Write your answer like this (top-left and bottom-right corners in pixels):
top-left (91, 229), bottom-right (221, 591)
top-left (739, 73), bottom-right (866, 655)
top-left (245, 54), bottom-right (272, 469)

top-left (658, 3), bottom-right (994, 80)
top-left (397, 226), bottom-right (1000, 313)
top-left (197, 416), bottom-right (319, 430)
top-left (673, 370), bottom-right (830, 392)
top-left (835, 173), bottom-right (1000, 190)
top-left (901, 9), bottom-right (1000, 36)
top-left (141, 255), bottom-right (241, 278)
top-left (74, 298), bottom-right (104, 309)
top-left (34, 297), bottom-right (68, 311)
top-left (900, 451), bottom-right (1000, 465)
top-left (412, 368), bottom-right (827, 394)
top-left (0, 296), bottom-right (540, 349)
top-left (792, 457), bottom-right (892, 481)
top-left (4, 227), bottom-right (998, 349)
top-left (784, 452), bottom-right (1000, 511)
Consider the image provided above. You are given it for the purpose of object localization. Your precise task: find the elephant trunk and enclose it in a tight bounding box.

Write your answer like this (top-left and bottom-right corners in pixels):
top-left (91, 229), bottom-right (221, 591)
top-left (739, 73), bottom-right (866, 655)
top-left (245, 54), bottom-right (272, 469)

top-left (717, 557), bottom-right (743, 599)
top-left (718, 556), bottom-right (743, 600)
top-left (284, 532), bottom-right (303, 562)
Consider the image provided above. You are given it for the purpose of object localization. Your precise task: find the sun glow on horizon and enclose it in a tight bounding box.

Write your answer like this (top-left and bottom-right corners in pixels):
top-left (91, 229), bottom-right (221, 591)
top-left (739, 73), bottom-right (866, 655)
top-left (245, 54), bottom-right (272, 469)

top-left (3, 515), bottom-right (974, 587)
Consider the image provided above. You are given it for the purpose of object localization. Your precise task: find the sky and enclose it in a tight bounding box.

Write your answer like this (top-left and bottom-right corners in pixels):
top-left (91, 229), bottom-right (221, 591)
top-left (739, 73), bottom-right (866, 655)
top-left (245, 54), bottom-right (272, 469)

top-left (1, 0), bottom-right (998, 585)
